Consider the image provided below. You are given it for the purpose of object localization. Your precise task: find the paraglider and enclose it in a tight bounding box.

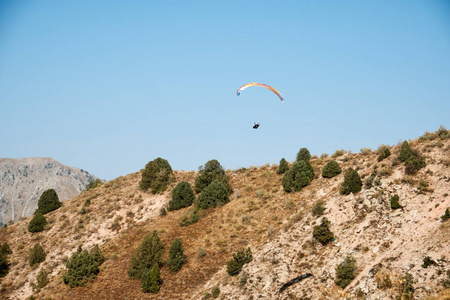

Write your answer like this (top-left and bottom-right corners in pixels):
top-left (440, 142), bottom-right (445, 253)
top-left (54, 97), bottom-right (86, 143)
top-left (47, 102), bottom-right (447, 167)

top-left (237, 83), bottom-right (284, 103)
top-left (253, 122), bottom-right (260, 129)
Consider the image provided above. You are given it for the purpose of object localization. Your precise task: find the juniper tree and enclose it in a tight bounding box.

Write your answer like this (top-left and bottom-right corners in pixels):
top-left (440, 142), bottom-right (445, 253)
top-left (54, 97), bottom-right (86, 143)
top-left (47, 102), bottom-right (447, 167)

top-left (139, 157), bottom-right (174, 193)
top-left (282, 161), bottom-right (313, 193)
top-left (168, 181), bottom-right (195, 211)
top-left (168, 238), bottom-right (187, 272)
top-left (339, 168), bottom-right (362, 195)
top-left (37, 189), bottom-right (62, 215)
top-left (322, 160), bottom-right (342, 178)
top-left (128, 230), bottom-right (164, 279)
top-left (194, 159), bottom-right (232, 194)
top-left (277, 158), bottom-right (289, 175)
top-left (28, 212), bottom-right (47, 233)
top-left (196, 180), bottom-right (230, 210)
top-left (29, 243), bottom-right (46, 266)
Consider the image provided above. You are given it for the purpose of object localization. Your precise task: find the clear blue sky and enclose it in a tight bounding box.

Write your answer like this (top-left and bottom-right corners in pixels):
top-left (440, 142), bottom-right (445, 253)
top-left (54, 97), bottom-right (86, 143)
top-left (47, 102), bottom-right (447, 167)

top-left (1, 1), bottom-right (449, 180)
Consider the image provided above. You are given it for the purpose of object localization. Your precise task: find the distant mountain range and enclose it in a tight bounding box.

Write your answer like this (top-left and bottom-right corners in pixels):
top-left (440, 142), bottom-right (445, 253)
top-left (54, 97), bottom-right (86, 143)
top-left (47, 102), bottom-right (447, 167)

top-left (0, 157), bottom-right (98, 226)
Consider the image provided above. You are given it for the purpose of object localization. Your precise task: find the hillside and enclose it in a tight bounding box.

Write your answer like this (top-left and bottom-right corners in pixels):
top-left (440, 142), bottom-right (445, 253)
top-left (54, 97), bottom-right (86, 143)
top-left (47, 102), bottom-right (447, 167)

top-left (0, 131), bottom-right (449, 299)
top-left (0, 158), bottom-right (97, 227)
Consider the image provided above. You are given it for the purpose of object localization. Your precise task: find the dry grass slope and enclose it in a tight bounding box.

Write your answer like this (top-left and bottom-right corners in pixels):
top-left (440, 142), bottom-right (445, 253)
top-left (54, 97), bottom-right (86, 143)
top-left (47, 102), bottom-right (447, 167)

top-left (0, 132), bottom-right (449, 299)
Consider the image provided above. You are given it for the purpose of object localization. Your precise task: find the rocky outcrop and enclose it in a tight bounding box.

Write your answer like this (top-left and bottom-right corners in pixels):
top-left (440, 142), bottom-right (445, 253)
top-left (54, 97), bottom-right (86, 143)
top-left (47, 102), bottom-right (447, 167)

top-left (0, 157), bottom-right (97, 226)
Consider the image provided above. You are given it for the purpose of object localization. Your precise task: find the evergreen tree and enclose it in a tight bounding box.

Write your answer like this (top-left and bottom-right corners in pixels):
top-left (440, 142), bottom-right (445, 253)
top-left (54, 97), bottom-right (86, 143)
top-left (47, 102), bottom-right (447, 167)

top-left (322, 160), bottom-right (342, 178)
top-left (63, 246), bottom-right (102, 287)
top-left (441, 208), bottom-right (450, 222)
top-left (277, 158), bottom-right (289, 175)
top-left (398, 141), bottom-right (412, 162)
top-left (196, 180), bottom-right (230, 210)
top-left (0, 243), bottom-right (12, 256)
top-left (282, 161), bottom-right (313, 193)
top-left (296, 147), bottom-right (311, 162)
top-left (128, 230), bottom-right (164, 279)
top-left (168, 238), bottom-right (187, 272)
top-left (339, 168), bottom-right (362, 195)
top-left (404, 150), bottom-right (426, 175)
top-left (139, 157), bottom-right (174, 193)
top-left (194, 159), bottom-right (232, 194)
top-left (28, 212), bottom-right (47, 233)
top-left (168, 181), bottom-right (195, 211)
top-left (142, 263), bottom-right (161, 293)
top-left (29, 243), bottom-right (46, 266)
top-left (226, 248), bottom-right (252, 276)
top-left (37, 189), bottom-right (62, 215)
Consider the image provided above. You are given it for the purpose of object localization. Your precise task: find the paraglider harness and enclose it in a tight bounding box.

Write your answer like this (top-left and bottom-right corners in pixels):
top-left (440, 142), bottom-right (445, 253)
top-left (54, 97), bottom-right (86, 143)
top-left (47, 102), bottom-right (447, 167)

top-left (253, 122), bottom-right (260, 129)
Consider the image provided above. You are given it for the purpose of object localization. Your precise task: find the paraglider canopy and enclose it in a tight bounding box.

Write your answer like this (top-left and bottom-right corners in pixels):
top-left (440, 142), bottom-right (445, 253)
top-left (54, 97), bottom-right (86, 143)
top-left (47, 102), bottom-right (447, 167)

top-left (237, 83), bottom-right (284, 103)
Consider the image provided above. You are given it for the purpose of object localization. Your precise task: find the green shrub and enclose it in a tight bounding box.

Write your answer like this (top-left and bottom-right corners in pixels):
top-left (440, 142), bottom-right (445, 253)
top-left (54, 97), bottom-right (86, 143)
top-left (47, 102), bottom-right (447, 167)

top-left (85, 179), bottom-right (103, 191)
top-left (196, 180), bottom-right (230, 210)
top-left (421, 256), bottom-right (436, 268)
top-left (141, 263), bottom-right (161, 293)
top-left (398, 141), bottom-right (412, 162)
top-left (335, 255), bottom-right (357, 289)
top-left (128, 230), bottom-right (164, 279)
top-left (179, 208), bottom-right (200, 227)
top-left (312, 200), bottom-right (326, 217)
top-left (227, 248), bottom-right (253, 276)
top-left (139, 157), bottom-right (174, 194)
top-left (339, 168), bottom-right (362, 195)
top-left (37, 189), bottom-right (62, 215)
top-left (377, 145), bottom-right (391, 162)
top-left (312, 217), bottom-right (334, 245)
top-left (390, 194), bottom-right (400, 210)
top-left (36, 269), bottom-right (49, 289)
top-left (441, 208), bottom-right (450, 222)
top-left (28, 212), bottom-right (47, 233)
top-left (322, 160), bottom-right (342, 178)
top-left (282, 161), bottom-right (313, 193)
top-left (0, 243), bottom-right (12, 256)
top-left (277, 158), bottom-right (289, 175)
top-left (168, 238), bottom-right (187, 272)
top-left (404, 150), bottom-right (426, 175)
top-left (194, 159), bottom-right (232, 194)
top-left (437, 125), bottom-right (449, 140)
top-left (296, 147), bottom-right (311, 162)
top-left (211, 285), bottom-right (220, 298)
top-left (0, 252), bottom-right (9, 278)
top-left (63, 245), bottom-right (105, 288)
top-left (29, 243), bottom-right (46, 266)
top-left (399, 273), bottom-right (414, 300)
top-left (168, 181), bottom-right (195, 211)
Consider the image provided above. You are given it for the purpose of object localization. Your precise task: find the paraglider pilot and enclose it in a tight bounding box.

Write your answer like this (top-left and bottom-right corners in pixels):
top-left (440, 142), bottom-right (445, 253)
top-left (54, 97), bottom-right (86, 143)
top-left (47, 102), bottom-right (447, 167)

top-left (253, 122), bottom-right (260, 129)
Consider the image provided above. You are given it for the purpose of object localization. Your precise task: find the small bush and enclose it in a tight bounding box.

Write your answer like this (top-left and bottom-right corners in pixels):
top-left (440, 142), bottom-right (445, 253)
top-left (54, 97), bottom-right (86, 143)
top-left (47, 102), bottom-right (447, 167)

top-left (312, 200), bottom-right (326, 217)
top-left (404, 150), bottom-right (426, 175)
top-left (29, 243), bottom-right (46, 266)
top-left (36, 269), bottom-right (49, 289)
top-left (0, 243), bottom-right (12, 256)
top-left (28, 212), bottom-right (47, 233)
top-left (0, 252), bottom-right (10, 278)
top-left (313, 217), bottom-right (334, 245)
top-left (168, 238), bottom-right (187, 272)
top-left (335, 255), bottom-right (357, 289)
top-left (211, 285), bottom-right (220, 298)
top-left (139, 157), bottom-right (174, 194)
top-left (142, 263), bottom-right (161, 293)
top-left (37, 189), bottom-right (62, 215)
top-left (332, 149), bottom-right (345, 158)
top-left (377, 145), bottom-right (391, 162)
top-left (339, 168), bottom-right (362, 195)
top-left (196, 180), bottom-right (230, 210)
top-left (168, 181), bottom-right (195, 211)
top-left (179, 209), bottom-right (200, 227)
top-left (422, 256), bottom-right (436, 268)
top-left (277, 158), bottom-right (289, 174)
top-left (227, 248), bottom-right (253, 276)
top-left (390, 194), bottom-right (400, 210)
top-left (360, 148), bottom-right (372, 155)
top-left (398, 141), bottom-right (412, 162)
top-left (441, 208), bottom-right (450, 222)
top-left (399, 273), bottom-right (414, 300)
top-left (128, 230), bottom-right (164, 279)
top-left (322, 160), bottom-right (342, 178)
top-left (85, 179), bottom-right (104, 191)
top-left (282, 161), bottom-right (313, 193)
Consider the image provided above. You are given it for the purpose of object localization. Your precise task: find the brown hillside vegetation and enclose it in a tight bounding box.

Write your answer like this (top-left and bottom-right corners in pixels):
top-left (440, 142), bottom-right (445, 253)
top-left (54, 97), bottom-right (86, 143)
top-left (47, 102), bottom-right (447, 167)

top-left (1, 129), bottom-right (450, 299)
